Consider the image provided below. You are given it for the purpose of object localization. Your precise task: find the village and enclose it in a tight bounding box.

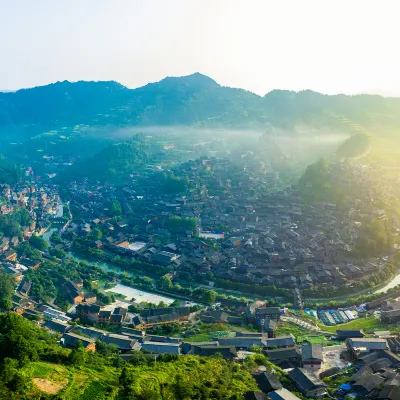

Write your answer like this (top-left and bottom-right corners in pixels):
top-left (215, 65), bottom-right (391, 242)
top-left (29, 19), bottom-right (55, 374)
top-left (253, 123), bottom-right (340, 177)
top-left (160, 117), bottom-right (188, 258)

top-left (1, 151), bottom-right (400, 399)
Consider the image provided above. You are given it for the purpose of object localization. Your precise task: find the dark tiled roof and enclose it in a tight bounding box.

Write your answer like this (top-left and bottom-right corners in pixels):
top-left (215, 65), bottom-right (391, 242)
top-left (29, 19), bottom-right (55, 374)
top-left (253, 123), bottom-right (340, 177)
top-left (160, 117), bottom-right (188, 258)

top-left (265, 348), bottom-right (300, 361)
top-left (44, 319), bottom-right (71, 334)
top-left (336, 329), bottom-right (364, 338)
top-left (102, 334), bottom-right (135, 350)
top-left (192, 345), bottom-right (237, 358)
top-left (244, 392), bottom-right (268, 400)
top-left (378, 385), bottom-right (400, 400)
top-left (141, 341), bottom-right (180, 355)
top-left (287, 368), bottom-right (327, 393)
top-left (254, 372), bottom-right (282, 393)
top-left (269, 389), bottom-right (301, 400)
top-left (62, 332), bottom-right (95, 348)
top-left (301, 343), bottom-right (323, 361)
top-left (353, 374), bottom-right (385, 395)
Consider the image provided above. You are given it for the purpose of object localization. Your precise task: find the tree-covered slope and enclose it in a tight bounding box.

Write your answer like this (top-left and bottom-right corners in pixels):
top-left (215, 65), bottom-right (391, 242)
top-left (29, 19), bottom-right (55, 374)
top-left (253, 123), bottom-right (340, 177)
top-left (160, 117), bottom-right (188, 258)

top-left (0, 154), bottom-right (21, 184)
top-left (60, 136), bottom-right (151, 181)
top-left (2, 73), bottom-right (400, 132)
top-left (0, 312), bottom-right (259, 400)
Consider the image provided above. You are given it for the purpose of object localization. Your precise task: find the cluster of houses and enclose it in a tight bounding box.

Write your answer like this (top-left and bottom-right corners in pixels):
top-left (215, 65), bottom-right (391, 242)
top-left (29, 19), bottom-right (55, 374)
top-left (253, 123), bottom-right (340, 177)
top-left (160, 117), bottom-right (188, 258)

top-left (58, 157), bottom-right (397, 307)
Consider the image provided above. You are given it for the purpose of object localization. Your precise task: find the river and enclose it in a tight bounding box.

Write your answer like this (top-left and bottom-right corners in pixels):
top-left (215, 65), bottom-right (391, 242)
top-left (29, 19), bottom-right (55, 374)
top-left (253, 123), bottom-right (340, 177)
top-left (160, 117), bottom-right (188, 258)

top-left (43, 227), bottom-right (400, 300)
top-left (374, 271), bottom-right (400, 294)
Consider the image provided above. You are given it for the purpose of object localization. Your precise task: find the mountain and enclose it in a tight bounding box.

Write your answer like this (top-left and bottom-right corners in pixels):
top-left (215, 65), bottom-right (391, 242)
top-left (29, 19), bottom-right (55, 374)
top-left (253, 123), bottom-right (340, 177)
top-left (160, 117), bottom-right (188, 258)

top-left (3, 73), bottom-right (400, 135)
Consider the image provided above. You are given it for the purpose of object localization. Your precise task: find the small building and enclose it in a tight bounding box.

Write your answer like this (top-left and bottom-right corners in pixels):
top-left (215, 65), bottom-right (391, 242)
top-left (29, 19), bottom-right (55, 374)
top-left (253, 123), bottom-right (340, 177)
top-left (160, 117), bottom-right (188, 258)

top-left (264, 335), bottom-right (295, 349)
top-left (287, 368), bottom-right (327, 397)
top-left (141, 341), bottom-right (181, 355)
top-left (301, 343), bottom-right (323, 369)
top-left (347, 338), bottom-right (388, 357)
top-left (378, 385), bottom-right (400, 400)
top-left (381, 309), bottom-right (400, 323)
top-left (102, 334), bottom-right (140, 352)
top-left (265, 348), bottom-right (301, 368)
top-left (192, 345), bottom-right (237, 359)
top-left (254, 372), bottom-right (282, 394)
top-left (352, 374), bottom-right (385, 397)
top-left (111, 307), bottom-right (128, 324)
top-left (61, 332), bottom-right (96, 352)
top-left (262, 319), bottom-right (276, 338)
top-left (44, 319), bottom-right (72, 334)
top-left (336, 329), bottom-right (364, 340)
top-left (255, 307), bottom-right (282, 321)
top-left (18, 280), bottom-right (32, 296)
top-left (76, 304), bottom-right (101, 323)
top-left (269, 388), bottom-right (301, 400)
top-left (84, 292), bottom-right (97, 304)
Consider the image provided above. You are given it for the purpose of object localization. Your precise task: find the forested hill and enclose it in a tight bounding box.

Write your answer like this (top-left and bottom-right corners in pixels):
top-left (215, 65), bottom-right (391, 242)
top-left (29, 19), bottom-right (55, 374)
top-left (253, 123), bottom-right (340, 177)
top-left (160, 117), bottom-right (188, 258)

top-left (2, 73), bottom-right (400, 132)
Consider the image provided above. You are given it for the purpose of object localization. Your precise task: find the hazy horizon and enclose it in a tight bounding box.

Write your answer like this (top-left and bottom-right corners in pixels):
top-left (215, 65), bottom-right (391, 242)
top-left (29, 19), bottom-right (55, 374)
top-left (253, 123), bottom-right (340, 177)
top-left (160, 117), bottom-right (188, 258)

top-left (1, 73), bottom-right (400, 98)
top-left (1, 0), bottom-right (400, 96)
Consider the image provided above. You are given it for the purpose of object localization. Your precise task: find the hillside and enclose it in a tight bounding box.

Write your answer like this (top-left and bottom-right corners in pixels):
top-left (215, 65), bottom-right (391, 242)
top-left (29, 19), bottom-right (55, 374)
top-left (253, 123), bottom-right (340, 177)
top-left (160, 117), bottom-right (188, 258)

top-left (60, 136), bottom-right (151, 182)
top-left (0, 154), bottom-right (21, 184)
top-left (0, 312), bottom-right (260, 400)
top-left (2, 73), bottom-right (400, 135)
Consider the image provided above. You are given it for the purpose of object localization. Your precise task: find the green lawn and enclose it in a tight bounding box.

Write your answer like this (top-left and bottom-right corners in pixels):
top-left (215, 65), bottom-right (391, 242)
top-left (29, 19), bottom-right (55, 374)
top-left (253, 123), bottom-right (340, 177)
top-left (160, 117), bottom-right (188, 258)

top-left (297, 335), bottom-right (327, 345)
top-left (321, 316), bottom-right (393, 333)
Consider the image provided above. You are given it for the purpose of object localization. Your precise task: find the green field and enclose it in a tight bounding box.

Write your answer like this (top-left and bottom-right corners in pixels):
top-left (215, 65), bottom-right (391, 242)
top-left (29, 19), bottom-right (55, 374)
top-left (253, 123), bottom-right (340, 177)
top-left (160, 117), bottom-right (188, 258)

top-left (321, 316), bottom-right (393, 334)
top-left (297, 335), bottom-right (327, 345)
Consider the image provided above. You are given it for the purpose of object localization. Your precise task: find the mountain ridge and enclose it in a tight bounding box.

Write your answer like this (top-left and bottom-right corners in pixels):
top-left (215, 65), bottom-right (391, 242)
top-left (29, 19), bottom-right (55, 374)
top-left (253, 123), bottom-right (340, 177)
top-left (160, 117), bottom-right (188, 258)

top-left (1, 72), bottom-right (400, 133)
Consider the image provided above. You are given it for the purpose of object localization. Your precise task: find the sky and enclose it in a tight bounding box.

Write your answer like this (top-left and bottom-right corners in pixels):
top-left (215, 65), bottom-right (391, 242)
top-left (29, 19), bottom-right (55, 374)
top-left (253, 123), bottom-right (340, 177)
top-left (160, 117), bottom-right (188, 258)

top-left (1, 0), bottom-right (400, 95)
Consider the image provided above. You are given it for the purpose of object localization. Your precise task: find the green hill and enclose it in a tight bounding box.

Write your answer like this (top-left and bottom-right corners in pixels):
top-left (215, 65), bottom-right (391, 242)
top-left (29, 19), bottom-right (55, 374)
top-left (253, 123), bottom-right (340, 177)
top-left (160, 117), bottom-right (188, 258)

top-left (0, 312), bottom-right (259, 400)
top-left (0, 154), bottom-right (21, 184)
top-left (60, 136), bottom-right (150, 182)
top-left (335, 133), bottom-right (371, 159)
top-left (2, 73), bottom-right (400, 134)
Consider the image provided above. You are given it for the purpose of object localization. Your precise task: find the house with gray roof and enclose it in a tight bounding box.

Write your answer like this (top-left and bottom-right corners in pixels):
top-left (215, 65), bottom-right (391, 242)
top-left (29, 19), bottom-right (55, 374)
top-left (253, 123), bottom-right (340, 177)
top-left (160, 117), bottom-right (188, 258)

top-left (264, 335), bottom-right (295, 349)
top-left (287, 368), bottom-right (327, 396)
top-left (215, 336), bottom-right (264, 349)
top-left (301, 343), bottom-right (323, 368)
top-left (61, 332), bottom-right (96, 351)
top-left (347, 338), bottom-right (388, 357)
top-left (102, 334), bottom-right (140, 351)
top-left (141, 341), bottom-right (181, 355)
top-left (269, 388), bottom-right (301, 400)
top-left (44, 319), bottom-right (72, 334)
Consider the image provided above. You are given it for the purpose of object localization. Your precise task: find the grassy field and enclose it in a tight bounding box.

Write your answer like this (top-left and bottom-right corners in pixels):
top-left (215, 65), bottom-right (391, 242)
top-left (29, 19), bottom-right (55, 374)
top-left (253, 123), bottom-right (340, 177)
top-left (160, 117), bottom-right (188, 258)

top-left (297, 335), bottom-right (327, 345)
top-left (275, 321), bottom-right (309, 338)
top-left (30, 361), bottom-right (118, 399)
top-left (321, 316), bottom-right (393, 334)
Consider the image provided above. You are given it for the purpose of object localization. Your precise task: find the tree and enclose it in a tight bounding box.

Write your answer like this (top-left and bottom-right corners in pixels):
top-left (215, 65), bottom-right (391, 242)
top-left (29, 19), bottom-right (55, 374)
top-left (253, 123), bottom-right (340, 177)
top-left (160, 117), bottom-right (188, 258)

top-left (92, 227), bottom-right (103, 240)
top-left (68, 341), bottom-right (86, 366)
top-left (167, 216), bottom-right (197, 234)
top-left (29, 235), bottom-right (49, 251)
top-left (111, 200), bottom-right (122, 216)
top-left (193, 288), bottom-right (218, 305)
top-left (159, 275), bottom-right (172, 290)
top-left (0, 271), bottom-right (15, 310)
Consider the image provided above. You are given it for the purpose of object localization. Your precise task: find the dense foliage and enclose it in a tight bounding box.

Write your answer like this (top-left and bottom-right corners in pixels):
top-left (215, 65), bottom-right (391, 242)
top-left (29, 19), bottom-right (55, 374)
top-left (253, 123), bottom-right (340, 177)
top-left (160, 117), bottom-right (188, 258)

top-left (0, 154), bottom-right (21, 184)
top-left (0, 209), bottom-right (31, 239)
top-left (0, 312), bottom-right (260, 399)
top-left (60, 136), bottom-right (150, 181)
top-left (0, 271), bottom-right (15, 310)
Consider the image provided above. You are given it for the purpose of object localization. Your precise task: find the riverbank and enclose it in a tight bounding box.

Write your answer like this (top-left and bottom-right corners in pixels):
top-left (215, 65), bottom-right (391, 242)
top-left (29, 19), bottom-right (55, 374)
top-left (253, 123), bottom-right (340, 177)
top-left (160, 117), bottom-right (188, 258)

top-left (305, 267), bottom-right (400, 304)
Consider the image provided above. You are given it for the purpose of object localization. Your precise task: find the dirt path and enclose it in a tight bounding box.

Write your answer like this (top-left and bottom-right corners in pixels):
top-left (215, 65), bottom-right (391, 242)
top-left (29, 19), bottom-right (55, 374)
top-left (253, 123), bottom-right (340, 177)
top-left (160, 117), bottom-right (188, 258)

top-left (33, 378), bottom-right (66, 394)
